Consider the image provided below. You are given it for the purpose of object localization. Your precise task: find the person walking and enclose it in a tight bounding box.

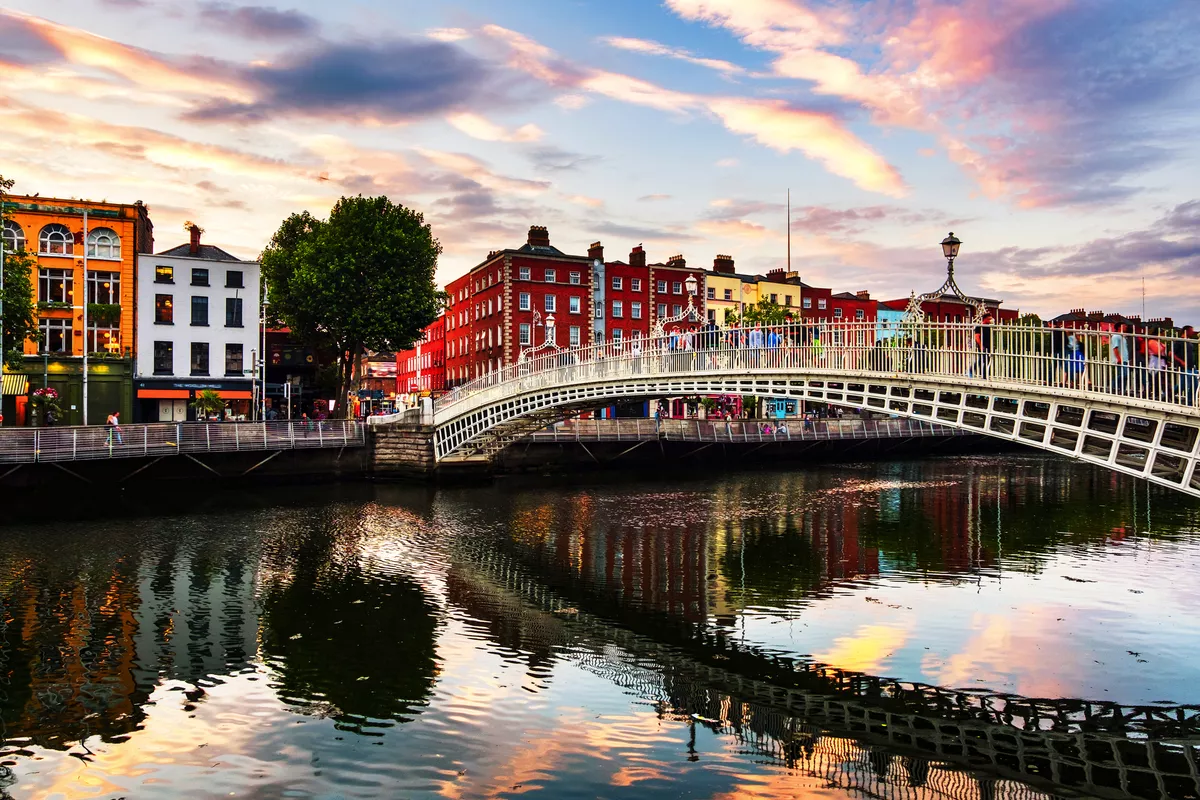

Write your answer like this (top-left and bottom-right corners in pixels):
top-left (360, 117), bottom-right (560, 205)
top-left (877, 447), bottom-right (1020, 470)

top-left (106, 411), bottom-right (123, 446)
top-left (1110, 324), bottom-right (1130, 395)
top-left (630, 334), bottom-right (643, 375)
top-left (973, 314), bottom-right (994, 379)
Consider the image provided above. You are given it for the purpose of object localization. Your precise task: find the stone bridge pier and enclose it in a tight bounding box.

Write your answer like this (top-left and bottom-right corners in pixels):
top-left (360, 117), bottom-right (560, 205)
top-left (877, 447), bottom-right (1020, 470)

top-left (369, 423), bottom-right (440, 478)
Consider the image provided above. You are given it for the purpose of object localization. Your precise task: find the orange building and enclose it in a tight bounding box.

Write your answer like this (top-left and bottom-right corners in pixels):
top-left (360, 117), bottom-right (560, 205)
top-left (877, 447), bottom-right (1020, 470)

top-left (1, 195), bottom-right (153, 425)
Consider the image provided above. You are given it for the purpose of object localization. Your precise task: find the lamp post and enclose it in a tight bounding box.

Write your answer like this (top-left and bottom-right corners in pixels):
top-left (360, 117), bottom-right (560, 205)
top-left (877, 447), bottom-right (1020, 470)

top-left (545, 313), bottom-right (556, 346)
top-left (941, 232), bottom-right (962, 277)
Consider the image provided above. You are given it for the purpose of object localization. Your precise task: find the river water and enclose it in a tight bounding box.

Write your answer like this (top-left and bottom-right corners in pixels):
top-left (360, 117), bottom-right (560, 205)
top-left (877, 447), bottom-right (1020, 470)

top-left (2, 456), bottom-right (1200, 800)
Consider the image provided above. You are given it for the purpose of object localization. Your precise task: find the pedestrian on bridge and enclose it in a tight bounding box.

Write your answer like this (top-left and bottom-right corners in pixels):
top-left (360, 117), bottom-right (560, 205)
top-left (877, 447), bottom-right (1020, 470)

top-left (106, 411), bottom-right (123, 446)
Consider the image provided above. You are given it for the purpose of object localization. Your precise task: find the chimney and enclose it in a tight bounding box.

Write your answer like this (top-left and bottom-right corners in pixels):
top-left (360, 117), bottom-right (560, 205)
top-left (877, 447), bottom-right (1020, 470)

top-left (588, 241), bottom-right (604, 261)
top-left (189, 224), bottom-right (201, 255)
top-left (666, 254), bottom-right (686, 268)
top-left (527, 225), bottom-right (550, 248)
top-left (765, 268), bottom-right (785, 281)
top-left (713, 254), bottom-right (735, 274)
top-left (629, 245), bottom-right (646, 268)
top-left (856, 290), bottom-right (871, 300)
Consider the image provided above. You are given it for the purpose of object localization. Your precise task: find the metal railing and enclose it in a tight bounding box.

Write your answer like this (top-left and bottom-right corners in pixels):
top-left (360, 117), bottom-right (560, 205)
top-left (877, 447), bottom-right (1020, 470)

top-left (529, 417), bottom-right (969, 443)
top-left (0, 420), bottom-right (365, 464)
top-left (435, 320), bottom-right (1200, 421)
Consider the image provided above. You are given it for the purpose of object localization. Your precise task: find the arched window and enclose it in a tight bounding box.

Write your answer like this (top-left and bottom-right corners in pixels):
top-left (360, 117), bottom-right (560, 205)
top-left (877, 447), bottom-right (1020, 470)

top-left (39, 223), bottom-right (74, 256)
top-left (86, 227), bottom-right (121, 260)
top-left (2, 219), bottom-right (25, 253)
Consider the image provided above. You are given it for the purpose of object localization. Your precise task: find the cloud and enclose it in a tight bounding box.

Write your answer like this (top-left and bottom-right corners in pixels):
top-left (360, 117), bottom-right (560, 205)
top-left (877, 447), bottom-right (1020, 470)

top-left (186, 38), bottom-right (489, 123)
top-left (715, 158), bottom-right (738, 168)
top-left (598, 35), bottom-right (745, 76)
top-left (414, 148), bottom-right (551, 194)
top-left (527, 145), bottom-right (601, 173)
top-left (196, 3), bottom-right (318, 40)
top-left (446, 113), bottom-right (543, 142)
top-left (638, 194), bottom-right (671, 202)
top-left (709, 98), bottom-right (908, 197)
top-left (426, 27), bottom-right (470, 42)
top-left (0, 13), bottom-right (63, 66)
top-left (479, 24), bottom-right (906, 197)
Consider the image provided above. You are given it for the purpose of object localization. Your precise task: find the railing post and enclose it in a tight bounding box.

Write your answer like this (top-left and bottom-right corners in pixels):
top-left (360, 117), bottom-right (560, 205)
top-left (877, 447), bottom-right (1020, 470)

top-left (235, 423), bottom-right (241, 451)
top-left (344, 421), bottom-right (349, 445)
top-left (318, 422), bottom-right (324, 446)
top-left (176, 423), bottom-right (182, 453)
top-left (288, 421), bottom-right (295, 449)
top-left (206, 423), bottom-right (211, 451)
top-left (144, 425), bottom-right (148, 457)
top-left (73, 429), bottom-right (77, 460)
top-left (33, 429), bottom-right (40, 463)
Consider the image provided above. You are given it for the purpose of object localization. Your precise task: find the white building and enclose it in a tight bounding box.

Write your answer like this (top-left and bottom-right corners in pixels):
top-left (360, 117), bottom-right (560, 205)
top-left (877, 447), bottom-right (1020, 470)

top-left (134, 225), bottom-right (261, 422)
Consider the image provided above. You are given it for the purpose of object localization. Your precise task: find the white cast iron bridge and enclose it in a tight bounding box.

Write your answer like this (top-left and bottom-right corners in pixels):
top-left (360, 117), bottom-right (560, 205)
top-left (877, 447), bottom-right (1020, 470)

top-left (398, 320), bottom-right (1200, 497)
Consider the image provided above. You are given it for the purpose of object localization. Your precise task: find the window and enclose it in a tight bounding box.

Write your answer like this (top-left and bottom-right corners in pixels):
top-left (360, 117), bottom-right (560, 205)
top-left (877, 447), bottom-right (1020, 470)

top-left (833, 307), bottom-right (843, 319)
top-left (724, 288), bottom-right (733, 300)
top-left (519, 266), bottom-right (531, 280)
top-left (631, 278), bottom-right (642, 292)
top-left (595, 306), bottom-right (603, 319)
top-left (190, 343), bottom-right (209, 375)
top-left (611, 328), bottom-right (623, 342)
top-left (569, 296), bottom-right (581, 314)
top-left (190, 296), bottom-right (209, 326)
top-left (631, 302), bottom-right (642, 319)
top-left (671, 304), bottom-right (681, 316)
top-left (657, 303), bottom-right (667, 317)
top-left (818, 298), bottom-right (827, 310)
top-left (770, 293), bottom-right (778, 304)
top-left (707, 309), bottom-right (717, 322)
top-left (612, 276), bottom-right (623, 290)
top-left (227, 344), bottom-right (246, 376)
top-left (2, 220), bottom-right (25, 252)
top-left (855, 308), bottom-right (865, 320)
top-left (569, 326), bottom-right (581, 347)
top-left (226, 298), bottom-right (243, 327)
top-left (544, 269), bottom-right (556, 282)
top-left (612, 300), bottom-right (623, 318)
top-left (86, 227), bottom-right (120, 260)
top-left (784, 295), bottom-right (793, 306)
top-left (519, 292), bottom-right (530, 311)
top-left (656, 280), bottom-right (667, 293)
top-left (155, 265), bottom-right (174, 284)
top-left (191, 268), bottom-right (209, 286)
top-left (487, 299), bottom-right (493, 316)
top-left (672, 281), bottom-right (682, 294)
top-left (706, 287), bottom-right (715, 299)
top-left (39, 223), bottom-right (73, 256)
top-left (519, 323), bottom-right (531, 346)
top-left (225, 270), bottom-right (244, 289)
top-left (87, 322), bottom-right (119, 355)
top-left (38, 268), bottom-right (74, 303)
top-left (155, 294), bottom-right (173, 324)
top-left (39, 318), bottom-right (72, 353)
top-left (802, 297), bottom-right (812, 309)
top-left (150, 341), bottom-right (173, 374)
top-left (544, 294), bottom-right (556, 312)
top-left (87, 271), bottom-right (120, 304)
top-left (570, 272), bottom-right (581, 285)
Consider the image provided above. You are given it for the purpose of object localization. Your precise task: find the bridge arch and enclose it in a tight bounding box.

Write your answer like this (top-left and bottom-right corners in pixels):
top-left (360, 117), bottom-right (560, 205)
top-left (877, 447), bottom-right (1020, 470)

top-left (429, 322), bottom-right (1200, 497)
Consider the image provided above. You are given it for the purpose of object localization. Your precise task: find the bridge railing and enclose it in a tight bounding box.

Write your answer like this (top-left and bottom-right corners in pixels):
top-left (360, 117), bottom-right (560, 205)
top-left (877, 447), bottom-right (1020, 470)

top-left (530, 417), bottom-right (969, 443)
top-left (436, 320), bottom-right (1200, 418)
top-left (0, 420), bottom-right (365, 464)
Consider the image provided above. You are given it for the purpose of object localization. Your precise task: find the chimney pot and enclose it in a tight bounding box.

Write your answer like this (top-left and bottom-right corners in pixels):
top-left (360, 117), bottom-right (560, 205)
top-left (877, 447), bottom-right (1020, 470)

top-left (527, 225), bottom-right (550, 248)
top-left (856, 290), bottom-right (871, 300)
top-left (712, 254), bottom-right (735, 274)
top-left (189, 224), bottom-right (201, 255)
top-left (629, 245), bottom-right (646, 268)
top-left (588, 241), bottom-right (604, 261)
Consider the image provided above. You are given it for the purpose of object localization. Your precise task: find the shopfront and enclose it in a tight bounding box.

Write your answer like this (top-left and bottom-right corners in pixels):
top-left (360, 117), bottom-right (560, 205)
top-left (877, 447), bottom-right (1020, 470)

top-left (134, 379), bottom-right (254, 422)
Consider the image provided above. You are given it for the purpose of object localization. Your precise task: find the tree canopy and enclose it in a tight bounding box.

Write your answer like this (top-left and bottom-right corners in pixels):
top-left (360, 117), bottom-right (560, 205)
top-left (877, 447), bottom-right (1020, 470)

top-left (261, 196), bottom-right (443, 415)
top-left (1, 175), bottom-right (39, 369)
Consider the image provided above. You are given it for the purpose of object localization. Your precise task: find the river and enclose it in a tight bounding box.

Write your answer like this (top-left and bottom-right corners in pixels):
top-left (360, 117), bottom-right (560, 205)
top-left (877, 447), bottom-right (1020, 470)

top-left (2, 455), bottom-right (1199, 799)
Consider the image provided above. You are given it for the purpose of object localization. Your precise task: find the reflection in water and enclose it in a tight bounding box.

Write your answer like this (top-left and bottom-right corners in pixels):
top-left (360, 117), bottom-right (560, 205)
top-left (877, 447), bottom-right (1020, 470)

top-left (0, 456), bottom-right (1198, 799)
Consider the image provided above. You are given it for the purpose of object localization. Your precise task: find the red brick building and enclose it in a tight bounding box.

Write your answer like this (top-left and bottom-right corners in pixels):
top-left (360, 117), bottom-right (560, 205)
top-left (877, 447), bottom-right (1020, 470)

top-left (395, 315), bottom-right (445, 396)
top-left (591, 244), bottom-right (708, 344)
top-left (444, 272), bottom-right (473, 388)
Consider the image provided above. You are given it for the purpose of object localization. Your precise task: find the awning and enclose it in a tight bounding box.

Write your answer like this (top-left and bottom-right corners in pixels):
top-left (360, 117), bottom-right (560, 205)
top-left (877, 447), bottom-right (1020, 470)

top-left (217, 390), bottom-right (253, 400)
top-left (138, 389), bottom-right (189, 399)
top-left (2, 374), bottom-right (29, 396)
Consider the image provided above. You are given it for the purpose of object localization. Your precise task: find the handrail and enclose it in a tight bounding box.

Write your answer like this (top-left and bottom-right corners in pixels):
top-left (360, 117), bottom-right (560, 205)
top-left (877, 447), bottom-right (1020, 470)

top-left (529, 417), bottom-right (969, 443)
top-left (434, 320), bottom-right (1200, 422)
top-left (0, 420), bottom-right (366, 464)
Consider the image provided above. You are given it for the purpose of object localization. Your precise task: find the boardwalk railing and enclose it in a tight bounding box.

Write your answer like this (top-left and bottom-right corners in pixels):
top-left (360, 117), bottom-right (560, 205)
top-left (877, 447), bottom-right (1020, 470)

top-left (530, 417), bottom-right (970, 443)
top-left (0, 420), bottom-right (365, 464)
top-left (435, 320), bottom-right (1200, 421)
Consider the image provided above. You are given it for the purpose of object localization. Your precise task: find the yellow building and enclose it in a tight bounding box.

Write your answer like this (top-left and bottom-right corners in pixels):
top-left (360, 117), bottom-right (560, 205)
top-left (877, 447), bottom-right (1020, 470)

top-left (703, 257), bottom-right (803, 326)
top-left (1, 195), bottom-right (153, 425)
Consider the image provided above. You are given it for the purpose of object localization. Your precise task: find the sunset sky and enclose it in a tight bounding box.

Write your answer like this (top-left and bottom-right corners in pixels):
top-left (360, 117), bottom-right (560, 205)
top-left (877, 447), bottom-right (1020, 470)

top-left (1, 0), bottom-right (1197, 320)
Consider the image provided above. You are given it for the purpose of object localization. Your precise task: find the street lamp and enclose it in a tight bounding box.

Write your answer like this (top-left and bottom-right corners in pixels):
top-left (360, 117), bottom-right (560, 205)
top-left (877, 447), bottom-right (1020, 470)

top-left (545, 313), bottom-right (556, 345)
top-left (941, 232), bottom-right (962, 274)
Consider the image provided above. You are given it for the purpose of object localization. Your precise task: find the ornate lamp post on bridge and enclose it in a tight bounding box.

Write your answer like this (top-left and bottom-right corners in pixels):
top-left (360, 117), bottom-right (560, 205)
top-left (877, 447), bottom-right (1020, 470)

top-left (652, 274), bottom-right (700, 338)
top-left (903, 232), bottom-right (986, 324)
top-left (518, 311), bottom-right (558, 364)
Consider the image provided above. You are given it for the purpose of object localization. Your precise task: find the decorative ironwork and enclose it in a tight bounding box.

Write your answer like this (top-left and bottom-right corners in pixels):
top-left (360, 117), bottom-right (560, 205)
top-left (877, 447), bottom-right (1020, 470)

top-left (905, 232), bottom-right (988, 324)
top-left (651, 275), bottom-right (701, 338)
top-left (518, 310), bottom-right (559, 364)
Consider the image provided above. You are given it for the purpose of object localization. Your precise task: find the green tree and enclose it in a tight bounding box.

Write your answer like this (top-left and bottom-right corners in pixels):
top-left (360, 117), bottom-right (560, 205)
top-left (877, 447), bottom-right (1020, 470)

top-left (190, 388), bottom-right (225, 419)
top-left (261, 196), bottom-right (442, 417)
top-left (1, 175), bottom-right (39, 369)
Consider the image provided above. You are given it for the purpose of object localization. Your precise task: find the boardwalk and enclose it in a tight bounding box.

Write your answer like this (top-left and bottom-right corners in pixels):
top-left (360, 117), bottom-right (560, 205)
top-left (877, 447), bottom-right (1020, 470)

top-left (529, 416), bottom-right (969, 443)
top-left (0, 420), bottom-right (364, 465)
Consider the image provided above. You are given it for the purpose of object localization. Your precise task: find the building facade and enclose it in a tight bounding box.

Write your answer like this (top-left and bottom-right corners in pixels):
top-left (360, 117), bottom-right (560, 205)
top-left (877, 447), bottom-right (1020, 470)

top-left (1, 194), bottom-right (153, 426)
top-left (133, 226), bottom-right (260, 422)
top-left (395, 315), bottom-right (446, 398)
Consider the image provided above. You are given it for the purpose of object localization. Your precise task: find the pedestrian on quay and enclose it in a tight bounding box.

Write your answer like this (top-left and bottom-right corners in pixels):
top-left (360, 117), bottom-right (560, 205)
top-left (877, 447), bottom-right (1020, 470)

top-left (654, 404), bottom-right (663, 435)
top-left (106, 411), bottom-right (123, 446)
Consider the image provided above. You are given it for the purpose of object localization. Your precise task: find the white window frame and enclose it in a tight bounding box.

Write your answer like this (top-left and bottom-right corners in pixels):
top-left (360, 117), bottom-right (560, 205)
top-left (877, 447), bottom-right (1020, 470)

top-left (612, 300), bottom-right (623, 318)
top-left (657, 303), bottom-right (667, 317)
top-left (544, 268), bottom-right (556, 283)
top-left (519, 266), bottom-right (531, 280)
top-left (631, 302), bottom-right (642, 320)
top-left (612, 276), bottom-right (622, 290)
top-left (611, 328), bottom-right (623, 342)
top-left (855, 308), bottom-right (865, 320)
top-left (570, 271), bottom-right (581, 285)
top-left (595, 306), bottom-right (603, 319)
top-left (672, 304), bottom-right (682, 316)
top-left (631, 278), bottom-right (642, 292)
top-left (724, 289), bottom-right (733, 300)
top-left (818, 298), bottom-right (827, 309)
top-left (569, 296), bottom-right (581, 314)
top-left (39, 223), bottom-right (73, 256)
top-left (833, 307), bottom-right (843, 319)
top-left (803, 297), bottom-right (812, 309)
top-left (656, 280), bottom-right (667, 293)
top-left (569, 326), bottom-right (581, 347)
top-left (544, 294), bottom-right (556, 312)
top-left (672, 281), bottom-right (682, 294)
top-left (706, 287), bottom-right (715, 299)
top-left (86, 227), bottom-right (121, 260)
top-left (2, 220), bottom-right (25, 253)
